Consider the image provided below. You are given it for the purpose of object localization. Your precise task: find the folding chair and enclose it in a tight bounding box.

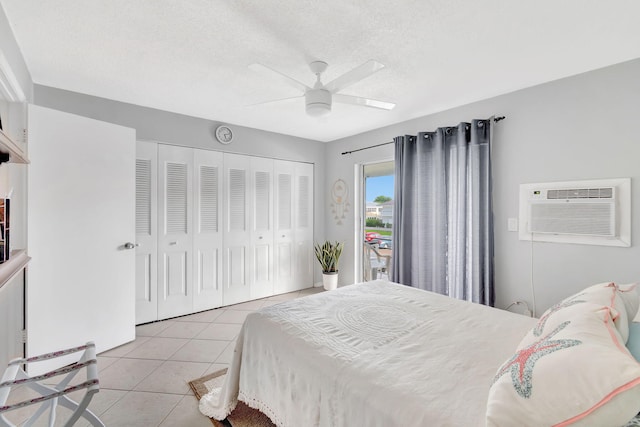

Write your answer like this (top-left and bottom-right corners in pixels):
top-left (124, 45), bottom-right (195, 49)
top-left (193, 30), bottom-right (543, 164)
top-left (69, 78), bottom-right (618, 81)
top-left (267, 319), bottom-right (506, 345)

top-left (363, 242), bottom-right (392, 281)
top-left (0, 341), bottom-right (104, 427)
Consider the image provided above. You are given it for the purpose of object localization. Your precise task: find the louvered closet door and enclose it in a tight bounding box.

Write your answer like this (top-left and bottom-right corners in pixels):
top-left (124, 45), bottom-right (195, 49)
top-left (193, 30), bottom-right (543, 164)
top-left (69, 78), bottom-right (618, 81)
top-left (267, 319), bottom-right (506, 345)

top-left (193, 149), bottom-right (223, 311)
top-left (273, 160), bottom-right (296, 294)
top-left (158, 145), bottom-right (194, 319)
top-left (135, 141), bottom-right (158, 324)
top-left (294, 162), bottom-right (314, 289)
top-left (223, 153), bottom-right (253, 305)
top-left (250, 157), bottom-right (274, 299)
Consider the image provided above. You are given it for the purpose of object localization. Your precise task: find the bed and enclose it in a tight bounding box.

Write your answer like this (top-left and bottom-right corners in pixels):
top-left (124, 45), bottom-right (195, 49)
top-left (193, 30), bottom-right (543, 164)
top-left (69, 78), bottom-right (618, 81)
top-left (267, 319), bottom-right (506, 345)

top-left (199, 280), bottom-right (640, 426)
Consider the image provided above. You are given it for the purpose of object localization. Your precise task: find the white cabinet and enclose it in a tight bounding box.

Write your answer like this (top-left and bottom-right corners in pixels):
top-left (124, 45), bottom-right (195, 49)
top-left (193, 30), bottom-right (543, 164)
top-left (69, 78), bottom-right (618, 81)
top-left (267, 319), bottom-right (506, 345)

top-left (0, 269), bottom-right (25, 370)
top-left (0, 100), bottom-right (28, 164)
top-left (135, 142), bottom-right (314, 323)
top-left (0, 108), bottom-right (29, 369)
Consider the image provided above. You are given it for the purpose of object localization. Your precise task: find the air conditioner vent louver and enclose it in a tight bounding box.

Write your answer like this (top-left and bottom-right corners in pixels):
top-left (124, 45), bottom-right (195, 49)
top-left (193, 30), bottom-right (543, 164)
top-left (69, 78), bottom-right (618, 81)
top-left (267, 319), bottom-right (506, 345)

top-left (546, 187), bottom-right (612, 200)
top-left (518, 178), bottom-right (631, 247)
top-left (530, 203), bottom-right (614, 236)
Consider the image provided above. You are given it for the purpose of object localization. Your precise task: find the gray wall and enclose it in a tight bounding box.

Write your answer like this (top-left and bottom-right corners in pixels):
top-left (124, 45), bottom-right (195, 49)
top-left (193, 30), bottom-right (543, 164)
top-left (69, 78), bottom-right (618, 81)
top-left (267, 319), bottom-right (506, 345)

top-left (325, 58), bottom-right (640, 314)
top-left (32, 59), bottom-right (640, 313)
top-left (34, 85), bottom-right (327, 284)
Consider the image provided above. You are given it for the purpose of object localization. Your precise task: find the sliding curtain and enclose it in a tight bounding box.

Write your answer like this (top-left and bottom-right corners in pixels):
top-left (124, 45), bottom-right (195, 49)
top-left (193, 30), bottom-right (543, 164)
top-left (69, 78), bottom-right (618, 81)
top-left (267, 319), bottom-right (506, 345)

top-left (391, 120), bottom-right (494, 306)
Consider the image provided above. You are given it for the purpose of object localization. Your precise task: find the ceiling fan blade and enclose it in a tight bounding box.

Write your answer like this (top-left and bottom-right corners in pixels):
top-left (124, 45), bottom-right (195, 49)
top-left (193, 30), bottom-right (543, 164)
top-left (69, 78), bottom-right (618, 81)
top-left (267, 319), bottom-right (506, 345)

top-left (324, 60), bottom-right (386, 93)
top-left (333, 94), bottom-right (395, 110)
top-left (246, 95), bottom-right (303, 107)
top-left (248, 63), bottom-right (310, 93)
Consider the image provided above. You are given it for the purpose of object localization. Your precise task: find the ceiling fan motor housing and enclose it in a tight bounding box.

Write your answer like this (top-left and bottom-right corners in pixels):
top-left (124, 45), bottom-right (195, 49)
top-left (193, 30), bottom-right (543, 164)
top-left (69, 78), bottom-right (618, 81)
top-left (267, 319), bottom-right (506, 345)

top-left (305, 88), bottom-right (331, 116)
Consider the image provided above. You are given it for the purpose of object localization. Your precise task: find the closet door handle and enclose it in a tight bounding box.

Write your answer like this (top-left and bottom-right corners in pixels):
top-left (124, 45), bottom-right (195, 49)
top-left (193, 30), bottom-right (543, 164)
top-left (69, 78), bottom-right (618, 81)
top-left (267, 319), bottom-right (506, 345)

top-left (169, 241), bottom-right (177, 246)
top-left (124, 242), bottom-right (139, 250)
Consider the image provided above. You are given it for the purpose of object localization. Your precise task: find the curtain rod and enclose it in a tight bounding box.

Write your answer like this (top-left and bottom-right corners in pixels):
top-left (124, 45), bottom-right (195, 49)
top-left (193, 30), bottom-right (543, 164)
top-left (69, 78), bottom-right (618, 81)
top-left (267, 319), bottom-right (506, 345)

top-left (341, 116), bottom-right (506, 155)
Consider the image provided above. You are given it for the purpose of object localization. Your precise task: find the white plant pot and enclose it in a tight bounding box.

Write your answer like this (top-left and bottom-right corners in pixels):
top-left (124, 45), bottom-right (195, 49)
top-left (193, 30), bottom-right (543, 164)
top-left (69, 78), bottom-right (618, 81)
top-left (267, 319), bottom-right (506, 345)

top-left (322, 272), bottom-right (338, 291)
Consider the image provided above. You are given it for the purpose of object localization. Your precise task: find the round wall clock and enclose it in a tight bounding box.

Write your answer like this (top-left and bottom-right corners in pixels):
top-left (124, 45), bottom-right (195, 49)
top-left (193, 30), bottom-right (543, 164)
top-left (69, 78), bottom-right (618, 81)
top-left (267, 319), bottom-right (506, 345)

top-left (215, 125), bottom-right (234, 144)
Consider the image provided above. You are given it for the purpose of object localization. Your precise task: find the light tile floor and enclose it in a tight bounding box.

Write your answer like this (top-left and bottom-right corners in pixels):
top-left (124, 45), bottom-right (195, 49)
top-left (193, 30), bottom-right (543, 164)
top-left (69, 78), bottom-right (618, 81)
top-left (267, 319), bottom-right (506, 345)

top-left (3, 287), bottom-right (323, 427)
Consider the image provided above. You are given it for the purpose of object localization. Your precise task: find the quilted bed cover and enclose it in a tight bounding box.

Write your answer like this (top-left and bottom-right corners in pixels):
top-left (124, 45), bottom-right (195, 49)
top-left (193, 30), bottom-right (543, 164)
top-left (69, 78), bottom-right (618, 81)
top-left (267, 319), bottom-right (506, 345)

top-left (199, 280), bottom-right (536, 427)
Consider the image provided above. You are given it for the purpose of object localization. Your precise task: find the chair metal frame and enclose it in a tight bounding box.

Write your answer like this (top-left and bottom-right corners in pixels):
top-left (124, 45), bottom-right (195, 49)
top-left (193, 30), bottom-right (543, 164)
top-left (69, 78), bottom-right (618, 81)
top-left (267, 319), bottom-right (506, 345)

top-left (363, 242), bottom-right (392, 281)
top-left (0, 342), bottom-right (104, 427)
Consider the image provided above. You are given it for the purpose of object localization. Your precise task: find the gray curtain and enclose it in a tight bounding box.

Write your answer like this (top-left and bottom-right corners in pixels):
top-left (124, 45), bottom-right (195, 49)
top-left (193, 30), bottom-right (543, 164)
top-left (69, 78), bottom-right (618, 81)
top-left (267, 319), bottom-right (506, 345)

top-left (391, 120), bottom-right (494, 306)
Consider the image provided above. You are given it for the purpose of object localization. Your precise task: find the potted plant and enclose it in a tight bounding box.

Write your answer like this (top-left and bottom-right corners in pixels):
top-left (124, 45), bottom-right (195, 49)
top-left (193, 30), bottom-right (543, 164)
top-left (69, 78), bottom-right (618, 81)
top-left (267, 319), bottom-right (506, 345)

top-left (314, 240), bottom-right (344, 290)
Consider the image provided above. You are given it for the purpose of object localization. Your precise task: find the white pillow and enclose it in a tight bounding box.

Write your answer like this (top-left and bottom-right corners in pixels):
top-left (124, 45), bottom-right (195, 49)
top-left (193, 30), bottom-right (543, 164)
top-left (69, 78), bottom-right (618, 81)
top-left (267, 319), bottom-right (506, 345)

top-left (487, 303), bottom-right (640, 426)
top-left (581, 282), bottom-right (630, 343)
top-left (535, 282), bottom-right (628, 342)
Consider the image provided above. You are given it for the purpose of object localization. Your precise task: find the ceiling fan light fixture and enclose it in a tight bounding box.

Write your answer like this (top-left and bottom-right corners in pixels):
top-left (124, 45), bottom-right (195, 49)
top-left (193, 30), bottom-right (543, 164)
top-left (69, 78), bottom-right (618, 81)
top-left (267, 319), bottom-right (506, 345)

top-left (249, 60), bottom-right (394, 116)
top-left (306, 103), bottom-right (331, 117)
top-left (305, 89), bottom-right (332, 117)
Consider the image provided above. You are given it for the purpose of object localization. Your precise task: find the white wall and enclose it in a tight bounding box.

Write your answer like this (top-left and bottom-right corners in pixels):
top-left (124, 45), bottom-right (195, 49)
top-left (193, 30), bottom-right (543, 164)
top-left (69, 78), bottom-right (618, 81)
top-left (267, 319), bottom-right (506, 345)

top-left (33, 85), bottom-right (327, 284)
top-left (0, 5), bottom-right (32, 102)
top-left (325, 58), bottom-right (640, 314)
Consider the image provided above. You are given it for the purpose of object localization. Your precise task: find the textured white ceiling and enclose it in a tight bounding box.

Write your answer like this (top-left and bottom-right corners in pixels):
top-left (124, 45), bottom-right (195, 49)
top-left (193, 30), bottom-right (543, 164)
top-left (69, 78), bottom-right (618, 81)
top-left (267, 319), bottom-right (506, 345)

top-left (2, 0), bottom-right (640, 142)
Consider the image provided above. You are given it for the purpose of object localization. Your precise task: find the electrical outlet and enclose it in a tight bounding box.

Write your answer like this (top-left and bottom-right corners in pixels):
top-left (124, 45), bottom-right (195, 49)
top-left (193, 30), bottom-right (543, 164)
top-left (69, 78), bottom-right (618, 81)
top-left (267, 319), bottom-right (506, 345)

top-left (507, 218), bottom-right (518, 232)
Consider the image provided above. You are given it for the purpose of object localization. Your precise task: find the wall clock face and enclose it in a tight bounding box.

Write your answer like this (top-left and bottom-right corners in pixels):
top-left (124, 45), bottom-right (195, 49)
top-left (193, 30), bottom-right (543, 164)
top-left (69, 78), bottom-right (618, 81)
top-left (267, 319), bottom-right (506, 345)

top-left (215, 125), bottom-right (233, 144)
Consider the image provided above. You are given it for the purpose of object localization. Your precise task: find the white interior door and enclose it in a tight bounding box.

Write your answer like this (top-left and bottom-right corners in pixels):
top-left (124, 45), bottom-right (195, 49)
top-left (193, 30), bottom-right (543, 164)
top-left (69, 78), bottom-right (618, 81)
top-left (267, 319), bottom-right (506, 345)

top-left (273, 160), bottom-right (295, 294)
top-left (27, 105), bottom-right (136, 374)
top-left (223, 153), bottom-right (252, 305)
top-left (135, 141), bottom-right (158, 324)
top-left (294, 162), bottom-right (314, 289)
top-left (193, 148), bottom-right (223, 311)
top-left (250, 157), bottom-right (273, 299)
top-left (158, 144), bottom-right (193, 319)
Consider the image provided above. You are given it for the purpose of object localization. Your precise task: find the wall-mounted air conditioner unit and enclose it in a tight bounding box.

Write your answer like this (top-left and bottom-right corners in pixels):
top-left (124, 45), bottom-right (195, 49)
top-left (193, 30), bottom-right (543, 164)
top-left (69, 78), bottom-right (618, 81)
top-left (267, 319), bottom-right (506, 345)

top-left (518, 178), bottom-right (631, 247)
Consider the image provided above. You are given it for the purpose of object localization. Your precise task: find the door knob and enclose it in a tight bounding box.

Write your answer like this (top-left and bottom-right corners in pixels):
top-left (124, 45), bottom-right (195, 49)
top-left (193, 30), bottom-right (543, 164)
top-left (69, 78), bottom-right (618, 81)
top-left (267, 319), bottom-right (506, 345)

top-left (124, 242), bottom-right (139, 250)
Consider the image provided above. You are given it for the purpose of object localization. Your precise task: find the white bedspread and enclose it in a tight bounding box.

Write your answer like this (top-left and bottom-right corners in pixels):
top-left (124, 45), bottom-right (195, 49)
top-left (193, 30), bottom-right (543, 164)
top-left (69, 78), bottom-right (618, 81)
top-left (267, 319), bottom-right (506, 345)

top-left (199, 280), bottom-right (536, 427)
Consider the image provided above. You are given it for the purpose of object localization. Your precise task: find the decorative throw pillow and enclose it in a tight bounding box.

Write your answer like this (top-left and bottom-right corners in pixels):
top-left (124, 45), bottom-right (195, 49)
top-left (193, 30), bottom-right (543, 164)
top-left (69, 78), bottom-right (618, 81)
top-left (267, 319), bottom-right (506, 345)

top-left (536, 282), bottom-right (629, 343)
top-left (486, 304), bottom-right (640, 427)
top-left (581, 282), bottom-right (630, 342)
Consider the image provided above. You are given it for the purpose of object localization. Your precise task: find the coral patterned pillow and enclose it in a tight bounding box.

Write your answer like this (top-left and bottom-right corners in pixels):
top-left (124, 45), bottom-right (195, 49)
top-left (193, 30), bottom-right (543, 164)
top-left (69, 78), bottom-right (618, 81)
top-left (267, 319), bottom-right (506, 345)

top-left (581, 282), bottom-right (630, 342)
top-left (536, 282), bottom-right (630, 343)
top-left (486, 303), bottom-right (640, 426)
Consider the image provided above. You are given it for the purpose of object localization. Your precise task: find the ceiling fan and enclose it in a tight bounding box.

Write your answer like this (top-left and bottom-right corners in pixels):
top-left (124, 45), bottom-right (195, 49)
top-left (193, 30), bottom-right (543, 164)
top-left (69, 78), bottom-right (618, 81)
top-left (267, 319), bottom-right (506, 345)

top-left (248, 60), bottom-right (395, 117)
